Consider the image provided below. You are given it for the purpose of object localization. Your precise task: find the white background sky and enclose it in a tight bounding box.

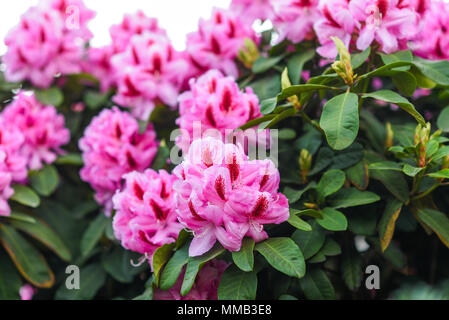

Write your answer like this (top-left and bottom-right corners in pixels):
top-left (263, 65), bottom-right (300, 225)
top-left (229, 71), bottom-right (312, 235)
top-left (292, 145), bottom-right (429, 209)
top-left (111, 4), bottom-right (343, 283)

top-left (0, 0), bottom-right (231, 53)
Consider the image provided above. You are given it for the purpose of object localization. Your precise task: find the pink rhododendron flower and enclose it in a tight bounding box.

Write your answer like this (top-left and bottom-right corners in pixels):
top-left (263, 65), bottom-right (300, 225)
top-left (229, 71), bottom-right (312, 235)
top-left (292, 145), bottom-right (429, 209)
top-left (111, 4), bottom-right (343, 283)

top-left (230, 0), bottom-right (275, 23)
top-left (1, 92), bottom-right (70, 171)
top-left (186, 8), bottom-right (258, 78)
top-left (271, 0), bottom-right (321, 44)
top-left (112, 169), bottom-right (183, 262)
top-left (412, 0), bottom-right (449, 60)
top-left (176, 70), bottom-right (261, 152)
top-left (173, 137), bottom-right (289, 256)
top-left (79, 107), bottom-right (159, 215)
top-left (314, 0), bottom-right (359, 58)
top-left (112, 33), bottom-right (190, 120)
top-left (349, 0), bottom-right (418, 54)
top-left (109, 10), bottom-right (167, 53)
top-left (154, 259), bottom-right (229, 300)
top-left (19, 284), bottom-right (36, 300)
top-left (3, 0), bottom-right (94, 87)
top-left (85, 45), bottom-right (118, 92)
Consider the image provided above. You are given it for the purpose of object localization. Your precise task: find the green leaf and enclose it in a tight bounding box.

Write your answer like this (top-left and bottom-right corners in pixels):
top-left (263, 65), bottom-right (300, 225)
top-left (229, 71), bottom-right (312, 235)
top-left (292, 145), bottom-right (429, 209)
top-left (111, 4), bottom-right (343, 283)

top-left (437, 106), bottom-right (449, 132)
top-left (341, 251), bottom-right (362, 291)
top-left (320, 91), bottom-right (359, 150)
top-left (278, 84), bottom-right (336, 101)
top-left (0, 251), bottom-right (21, 300)
top-left (369, 161), bottom-right (402, 171)
top-left (7, 212), bottom-right (36, 224)
top-left (55, 263), bottom-right (106, 300)
top-left (0, 224), bottom-right (54, 288)
top-left (181, 243), bottom-right (225, 296)
top-left (292, 221), bottom-right (325, 259)
top-left (378, 198), bottom-right (403, 252)
top-left (370, 168), bottom-right (410, 203)
top-left (84, 90), bottom-right (109, 110)
top-left (288, 50), bottom-right (315, 84)
top-left (402, 164), bottom-right (423, 177)
top-left (392, 71), bottom-right (417, 97)
top-left (249, 74), bottom-right (281, 101)
top-left (319, 238), bottom-right (342, 257)
top-left (299, 268), bottom-right (336, 300)
top-left (318, 207), bottom-right (348, 231)
top-left (80, 214), bottom-right (109, 257)
top-left (152, 243), bottom-right (175, 287)
top-left (330, 143), bottom-right (364, 170)
top-left (252, 55), bottom-right (284, 74)
top-left (10, 219), bottom-right (72, 262)
top-left (160, 243), bottom-right (189, 290)
top-left (10, 185), bottom-right (40, 208)
top-left (288, 211), bottom-right (312, 231)
top-left (351, 47), bottom-right (371, 69)
top-left (359, 61), bottom-right (413, 80)
top-left (151, 144), bottom-right (170, 170)
top-left (217, 266), bottom-right (257, 300)
top-left (309, 147), bottom-right (333, 175)
top-left (380, 50), bottom-right (413, 67)
top-left (346, 161), bottom-right (369, 190)
top-left (29, 165), bottom-right (60, 197)
top-left (328, 188), bottom-right (380, 209)
top-left (413, 59), bottom-right (449, 86)
top-left (317, 169), bottom-right (346, 200)
top-left (232, 238), bottom-right (255, 272)
top-left (278, 128), bottom-right (296, 140)
top-left (363, 90), bottom-right (425, 125)
top-left (415, 208), bottom-right (449, 248)
top-left (255, 237), bottom-right (306, 278)
top-left (35, 87), bottom-right (64, 107)
top-left (260, 97), bottom-right (278, 114)
top-left (427, 169), bottom-right (449, 179)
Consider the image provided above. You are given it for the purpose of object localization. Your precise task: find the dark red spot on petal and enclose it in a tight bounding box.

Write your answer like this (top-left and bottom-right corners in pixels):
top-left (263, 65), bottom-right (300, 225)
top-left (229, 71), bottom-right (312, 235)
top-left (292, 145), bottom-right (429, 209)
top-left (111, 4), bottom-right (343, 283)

top-left (211, 36), bottom-right (221, 54)
top-left (133, 182), bottom-right (144, 200)
top-left (377, 0), bottom-right (388, 17)
top-left (251, 195), bottom-right (269, 218)
top-left (323, 5), bottom-right (340, 28)
top-left (227, 154), bottom-right (240, 183)
top-left (150, 199), bottom-right (167, 221)
top-left (189, 200), bottom-right (205, 220)
top-left (126, 151), bottom-right (137, 168)
top-left (214, 175), bottom-right (227, 200)
top-left (205, 106), bottom-right (217, 127)
top-left (221, 87), bottom-right (232, 112)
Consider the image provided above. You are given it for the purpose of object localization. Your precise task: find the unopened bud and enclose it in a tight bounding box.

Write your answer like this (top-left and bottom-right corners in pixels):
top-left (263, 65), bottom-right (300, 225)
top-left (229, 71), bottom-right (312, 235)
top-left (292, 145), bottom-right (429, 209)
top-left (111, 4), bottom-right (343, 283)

top-left (385, 122), bottom-right (394, 149)
top-left (237, 38), bottom-right (259, 69)
top-left (331, 37), bottom-right (354, 86)
top-left (282, 68), bottom-right (301, 109)
top-left (299, 149), bottom-right (312, 183)
top-left (443, 155), bottom-right (449, 169)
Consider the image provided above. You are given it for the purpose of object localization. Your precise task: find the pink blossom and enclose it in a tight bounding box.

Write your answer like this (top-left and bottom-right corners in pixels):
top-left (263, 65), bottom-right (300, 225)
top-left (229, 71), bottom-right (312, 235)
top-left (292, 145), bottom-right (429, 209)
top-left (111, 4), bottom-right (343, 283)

top-left (79, 107), bottom-right (159, 215)
top-left (230, 0), bottom-right (275, 23)
top-left (154, 259), bottom-right (229, 300)
top-left (112, 169), bottom-right (183, 261)
top-left (109, 10), bottom-right (167, 53)
top-left (112, 33), bottom-right (190, 120)
top-left (173, 138), bottom-right (289, 256)
top-left (271, 0), bottom-right (321, 44)
top-left (0, 171), bottom-right (14, 217)
top-left (3, 1), bottom-right (94, 87)
top-left (412, 1), bottom-right (449, 60)
top-left (186, 8), bottom-right (258, 78)
top-left (1, 92), bottom-right (70, 171)
top-left (19, 284), bottom-right (36, 300)
top-left (314, 0), bottom-right (359, 58)
top-left (176, 70), bottom-right (261, 152)
top-left (350, 0), bottom-right (419, 54)
top-left (84, 45), bottom-right (118, 92)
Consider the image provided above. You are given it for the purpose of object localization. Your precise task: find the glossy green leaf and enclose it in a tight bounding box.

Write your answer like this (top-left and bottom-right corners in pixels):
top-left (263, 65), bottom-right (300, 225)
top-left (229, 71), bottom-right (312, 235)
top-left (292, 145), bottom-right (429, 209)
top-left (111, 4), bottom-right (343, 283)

top-left (80, 213), bottom-right (109, 257)
top-left (415, 208), bottom-right (449, 248)
top-left (160, 243), bottom-right (189, 290)
top-left (0, 251), bottom-right (21, 300)
top-left (351, 47), bottom-right (371, 69)
top-left (427, 169), bottom-right (449, 179)
top-left (287, 50), bottom-right (315, 84)
top-left (317, 169), bottom-right (346, 199)
top-left (437, 106), bottom-right (449, 132)
top-left (29, 165), bottom-right (60, 197)
top-left (299, 268), bottom-right (336, 300)
top-left (217, 266), bottom-right (257, 300)
top-left (10, 185), bottom-right (40, 208)
top-left (402, 164), bottom-right (423, 177)
top-left (320, 91), bottom-right (359, 150)
top-left (288, 211), bottom-right (312, 231)
top-left (413, 59), bottom-right (449, 86)
top-left (35, 87), bottom-right (64, 107)
top-left (341, 251), bottom-right (362, 291)
top-left (255, 237), bottom-right (306, 278)
top-left (378, 198), bottom-right (403, 252)
top-left (292, 221), bottom-right (325, 259)
top-left (102, 247), bottom-right (146, 283)
top-left (328, 188), bottom-right (380, 209)
top-left (260, 97), bottom-right (278, 114)
top-left (318, 207), bottom-right (348, 231)
top-left (232, 237), bottom-right (255, 272)
top-left (370, 169), bottom-right (410, 203)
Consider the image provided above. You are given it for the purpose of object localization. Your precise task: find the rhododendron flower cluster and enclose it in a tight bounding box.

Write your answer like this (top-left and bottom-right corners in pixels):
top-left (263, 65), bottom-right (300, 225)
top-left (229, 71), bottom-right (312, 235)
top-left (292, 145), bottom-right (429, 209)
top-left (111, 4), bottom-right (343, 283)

top-left (230, 0), bottom-right (275, 23)
top-left (154, 259), bottom-right (229, 300)
top-left (173, 138), bottom-right (289, 256)
top-left (176, 70), bottom-right (261, 151)
top-left (3, 0), bottom-right (95, 87)
top-left (85, 11), bottom-right (167, 92)
top-left (1, 92), bottom-right (70, 171)
top-left (271, 0), bottom-right (321, 44)
top-left (112, 169), bottom-right (183, 262)
top-left (186, 8), bottom-right (258, 78)
top-left (0, 122), bottom-right (28, 216)
top-left (412, 0), bottom-right (449, 60)
top-left (79, 107), bottom-right (159, 215)
top-left (112, 33), bottom-right (190, 120)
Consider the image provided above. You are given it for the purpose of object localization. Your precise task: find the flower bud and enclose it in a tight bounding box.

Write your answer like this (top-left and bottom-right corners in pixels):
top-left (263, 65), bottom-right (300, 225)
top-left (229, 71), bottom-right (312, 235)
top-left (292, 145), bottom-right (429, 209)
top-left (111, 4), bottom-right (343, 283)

top-left (385, 122), bottom-right (394, 149)
top-left (282, 68), bottom-right (301, 109)
top-left (443, 155), bottom-right (449, 169)
top-left (331, 37), bottom-right (354, 86)
top-left (299, 149), bottom-right (312, 183)
top-left (237, 38), bottom-right (259, 69)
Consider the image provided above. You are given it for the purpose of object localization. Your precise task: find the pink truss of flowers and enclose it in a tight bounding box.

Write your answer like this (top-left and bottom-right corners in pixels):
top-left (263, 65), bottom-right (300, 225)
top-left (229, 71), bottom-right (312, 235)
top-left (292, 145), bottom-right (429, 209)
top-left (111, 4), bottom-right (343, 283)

top-left (230, 0), bottom-right (275, 23)
top-left (112, 169), bottom-right (183, 263)
top-left (173, 137), bottom-right (289, 257)
top-left (412, 0), bottom-right (449, 60)
top-left (176, 70), bottom-right (261, 152)
top-left (154, 259), bottom-right (229, 300)
top-left (1, 91), bottom-right (70, 171)
top-left (3, 0), bottom-right (94, 88)
top-left (271, 0), bottom-right (321, 44)
top-left (19, 284), bottom-right (36, 300)
top-left (111, 33), bottom-right (190, 120)
top-left (79, 107), bottom-right (159, 215)
top-left (186, 7), bottom-right (258, 79)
